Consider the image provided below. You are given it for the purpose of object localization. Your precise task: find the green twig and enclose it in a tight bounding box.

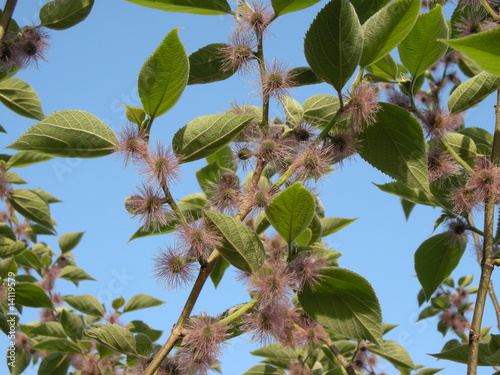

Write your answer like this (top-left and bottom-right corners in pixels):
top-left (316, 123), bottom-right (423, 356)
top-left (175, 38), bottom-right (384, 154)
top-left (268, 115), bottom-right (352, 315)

top-left (481, 0), bottom-right (500, 21)
top-left (0, 0), bottom-right (17, 47)
top-left (440, 138), bottom-right (475, 175)
top-left (324, 338), bottom-right (357, 375)
top-left (218, 298), bottom-right (259, 326)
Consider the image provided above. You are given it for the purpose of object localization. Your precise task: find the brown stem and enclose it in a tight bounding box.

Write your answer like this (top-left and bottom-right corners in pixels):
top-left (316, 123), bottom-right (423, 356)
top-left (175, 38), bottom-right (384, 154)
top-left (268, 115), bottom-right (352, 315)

top-left (467, 90), bottom-right (500, 375)
top-left (0, 0), bottom-right (17, 47)
top-left (324, 338), bottom-right (356, 375)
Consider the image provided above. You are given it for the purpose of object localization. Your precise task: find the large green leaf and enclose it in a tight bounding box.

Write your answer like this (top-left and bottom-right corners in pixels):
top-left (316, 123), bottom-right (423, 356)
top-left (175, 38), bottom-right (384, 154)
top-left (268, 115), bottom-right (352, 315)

top-left (15, 283), bottom-right (54, 309)
top-left (431, 343), bottom-right (492, 366)
top-left (124, 0), bottom-right (231, 15)
top-left (204, 211), bottom-right (265, 274)
top-left (172, 114), bottom-right (254, 163)
top-left (0, 236), bottom-right (26, 257)
top-left (188, 43), bottom-right (237, 85)
top-left (59, 309), bottom-right (84, 340)
top-left (7, 110), bottom-right (117, 158)
top-left (30, 322), bottom-right (69, 338)
top-left (271, 0), bottom-right (321, 16)
top-left (415, 232), bottom-right (467, 300)
top-left (298, 267), bottom-right (383, 347)
top-left (398, 5), bottom-right (449, 78)
top-left (0, 78), bottom-right (44, 120)
top-left (40, 0), bottom-right (94, 30)
top-left (358, 103), bottom-right (429, 193)
top-left (265, 182), bottom-right (315, 243)
top-left (139, 28), bottom-right (189, 118)
top-left (448, 71), bottom-right (500, 115)
top-left (360, 0), bottom-right (420, 67)
top-left (303, 94), bottom-right (340, 125)
top-left (440, 27), bottom-right (500, 76)
top-left (31, 338), bottom-right (82, 354)
top-left (7, 189), bottom-right (54, 230)
top-left (122, 294), bottom-right (165, 313)
top-left (349, 0), bottom-right (389, 24)
top-left (84, 324), bottom-right (139, 356)
top-left (304, 0), bottom-right (362, 92)
top-left (37, 353), bottom-right (71, 375)
top-left (368, 340), bottom-right (415, 369)
top-left (63, 294), bottom-right (105, 317)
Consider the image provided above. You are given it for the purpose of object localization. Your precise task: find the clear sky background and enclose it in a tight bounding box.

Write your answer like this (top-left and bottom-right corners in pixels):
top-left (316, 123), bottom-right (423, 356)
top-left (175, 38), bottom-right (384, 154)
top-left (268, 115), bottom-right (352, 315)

top-left (2, 1), bottom-right (499, 374)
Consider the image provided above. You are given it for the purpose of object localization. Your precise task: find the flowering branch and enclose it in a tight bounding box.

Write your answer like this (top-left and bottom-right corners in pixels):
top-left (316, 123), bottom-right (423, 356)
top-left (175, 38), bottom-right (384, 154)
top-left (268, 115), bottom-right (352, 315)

top-left (0, 0), bottom-right (17, 46)
top-left (467, 90), bottom-right (500, 375)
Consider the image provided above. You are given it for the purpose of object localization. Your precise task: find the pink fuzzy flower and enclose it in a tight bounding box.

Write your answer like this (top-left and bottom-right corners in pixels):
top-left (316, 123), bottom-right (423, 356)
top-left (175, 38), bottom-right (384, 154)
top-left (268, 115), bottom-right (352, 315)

top-left (153, 246), bottom-right (197, 290)
top-left (127, 185), bottom-right (171, 231)
top-left (344, 83), bottom-right (381, 132)
top-left (115, 125), bottom-right (149, 166)
top-left (140, 142), bottom-right (181, 187)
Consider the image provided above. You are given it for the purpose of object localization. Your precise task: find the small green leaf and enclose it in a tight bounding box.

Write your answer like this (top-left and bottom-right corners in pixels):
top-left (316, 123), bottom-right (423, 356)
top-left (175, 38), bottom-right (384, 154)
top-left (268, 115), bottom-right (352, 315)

top-left (138, 28), bottom-right (188, 118)
top-left (206, 145), bottom-right (237, 171)
top-left (58, 232), bottom-right (84, 253)
top-left (37, 353), bottom-right (71, 375)
top-left (251, 343), bottom-right (299, 369)
top-left (0, 236), bottom-right (26, 257)
top-left (243, 364), bottom-right (286, 375)
top-left (415, 369), bottom-right (443, 375)
top-left (0, 78), bottom-right (44, 120)
top-left (368, 340), bottom-right (415, 369)
top-left (271, 0), bottom-right (321, 16)
top-left (210, 257), bottom-right (230, 289)
top-left (126, 320), bottom-right (163, 342)
top-left (172, 114), bottom-right (254, 163)
top-left (123, 0), bottom-right (231, 15)
top-left (59, 309), bottom-right (84, 340)
top-left (358, 103), bottom-right (430, 193)
top-left (360, 0), bottom-right (420, 67)
top-left (374, 182), bottom-right (439, 207)
top-left (7, 189), bottom-right (54, 230)
top-left (415, 232), bottom-right (467, 300)
top-left (188, 43), bottom-right (237, 85)
top-left (7, 110), bottom-right (117, 158)
top-left (458, 127), bottom-right (493, 154)
top-left (298, 267), bottom-right (383, 347)
top-left (121, 104), bottom-right (146, 125)
top-left (279, 96), bottom-right (304, 128)
top-left (266, 182), bottom-right (315, 243)
top-left (123, 294), bottom-right (165, 313)
top-left (14, 282), bottom-right (54, 309)
top-left (398, 5), bottom-right (449, 78)
top-left (448, 71), bottom-right (500, 115)
top-left (196, 162), bottom-right (237, 196)
top-left (63, 294), bottom-right (105, 317)
top-left (8, 151), bottom-right (52, 168)
top-left (365, 53), bottom-right (399, 81)
top-left (320, 217), bottom-right (358, 237)
top-left (350, 0), bottom-right (389, 24)
top-left (5, 171), bottom-right (26, 184)
top-left (40, 0), bottom-right (94, 30)
top-left (84, 324), bottom-right (138, 356)
top-left (30, 322), bottom-right (67, 338)
top-left (289, 67), bottom-right (323, 86)
top-left (303, 94), bottom-right (340, 125)
top-left (112, 297), bottom-right (125, 310)
top-left (204, 211), bottom-right (265, 274)
top-left (440, 27), bottom-right (500, 76)
top-left (8, 346), bottom-right (30, 375)
top-left (32, 338), bottom-right (82, 354)
top-left (58, 265), bottom-right (95, 285)
top-left (32, 189), bottom-right (62, 204)
top-left (431, 343), bottom-right (492, 366)
top-left (305, 0), bottom-right (363, 92)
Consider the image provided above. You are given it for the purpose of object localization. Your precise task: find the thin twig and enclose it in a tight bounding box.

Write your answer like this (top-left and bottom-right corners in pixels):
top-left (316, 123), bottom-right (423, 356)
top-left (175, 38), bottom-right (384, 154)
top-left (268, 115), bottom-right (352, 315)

top-left (0, 0), bottom-right (17, 47)
top-left (324, 338), bottom-right (357, 375)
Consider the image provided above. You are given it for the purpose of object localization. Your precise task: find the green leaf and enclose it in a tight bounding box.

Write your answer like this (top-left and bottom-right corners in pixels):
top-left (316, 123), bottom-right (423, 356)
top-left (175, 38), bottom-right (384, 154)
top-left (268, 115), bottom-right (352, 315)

top-left (204, 211), bottom-right (265, 274)
top-left (40, 0), bottom-right (94, 30)
top-left (59, 309), bottom-right (84, 340)
top-left (188, 43), bottom-right (236, 85)
top-left (58, 265), bottom-right (95, 286)
top-left (30, 322), bottom-right (67, 338)
top-left (7, 110), bottom-right (117, 158)
top-left (289, 67), bottom-right (323, 86)
top-left (0, 78), bottom-right (44, 120)
top-left (123, 0), bottom-right (231, 15)
top-left (298, 267), bottom-right (383, 347)
top-left (7, 189), bottom-right (53, 230)
top-left (440, 27), bottom-right (500, 76)
top-left (415, 369), bottom-right (443, 375)
top-left (401, 198), bottom-right (416, 220)
top-left (398, 5), bottom-right (449, 78)
top-left (350, 0), bottom-right (389, 24)
top-left (360, 0), bottom-right (420, 67)
top-left (123, 294), bottom-right (165, 313)
top-left (279, 96), bottom-right (304, 128)
top-left (31, 338), bottom-right (82, 354)
top-left (206, 145), bottom-right (237, 171)
top-left (138, 28), bottom-right (189, 118)
top-left (172, 114), bottom-right (254, 163)
top-left (121, 104), bottom-right (146, 125)
top-left (320, 217), bottom-right (358, 237)
top-left (63, 294), bottom-right (105, 317)
top-left (431, 132), bottom-right (478, 164)
top-left (5, 171), bottom-right (26, 184)
top-left (126, 320), bottom-right (163, 342)
top-left (37, 353), bottom-right (71, 375)
top-left (415, 232), bottom-right (466, 300)
top-left (365, 53), bottom-right (399, 81)
top-left (251, 343), bottom-right (299, 369)
top-left (271, 0), bottom-right (321, 16)
top-left (32, 189), bottom-right (62, 204)
top-left (135, 333), bottom-right (154, 357)
top-left (374, 182), bottom-right (439, 207)
top-left (0, 223), bottom-right (15, 241)
top-left (0, 236), bottom-right (26, 257)
top-left (304, 0), bottom-right (363, 92)
top-left (58, 232), bottom-right (84, 253)
top-left (243, 364), bottom-right (286, 375)
top-left (303, 95), bottom-right (340, 125)
top-left (112, 297), bottom-right (125, 310)
top-left (448, 71), bottom-right (500, 115)
top-left (431, 343), bottom-right (492, 366)
top-left (368, 340), bottom-right (415, 369)
top-left (210, 256), bottom-right (230, 289)
top-left (196, 162), bottom-right (237, 196)
top-left (14, 282), bottom-right (54, 309)
top-left (0, 256), bottom-right (17, 278)
top-left (265, 182), bottom-right (315, 243)
top-left (458, 127), bottom-right (493, 154)
top-left (458, 54), bottom-right (483, 78)
top-left (417, 306), bottom-right (442, 320)
top-left (84, 324), bottom-right (138, 356)
top-left (8, 151), bottom-right (52, 168)
top-left (358, 102), bottom-right (430, 193)
top-left (7, 345), bottom-right (30, 375)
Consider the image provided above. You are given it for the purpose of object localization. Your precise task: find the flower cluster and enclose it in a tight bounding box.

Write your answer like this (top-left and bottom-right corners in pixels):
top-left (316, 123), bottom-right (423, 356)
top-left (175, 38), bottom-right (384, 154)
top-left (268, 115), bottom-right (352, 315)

top-left (1, 27), bottom-right (49, 73)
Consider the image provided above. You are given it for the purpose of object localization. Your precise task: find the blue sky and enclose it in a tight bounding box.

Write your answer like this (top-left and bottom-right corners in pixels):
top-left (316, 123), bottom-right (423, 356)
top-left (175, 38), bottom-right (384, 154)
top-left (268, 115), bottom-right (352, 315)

top-left (2, 1), bottom-right (500, 374)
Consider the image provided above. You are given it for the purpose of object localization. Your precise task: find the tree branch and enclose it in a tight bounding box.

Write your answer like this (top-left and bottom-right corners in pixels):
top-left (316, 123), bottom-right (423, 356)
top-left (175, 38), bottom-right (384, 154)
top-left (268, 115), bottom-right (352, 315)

top-left (324, 338), bottom-right (357, 375)
top-left (0, 0), bottom-right (17, 47)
